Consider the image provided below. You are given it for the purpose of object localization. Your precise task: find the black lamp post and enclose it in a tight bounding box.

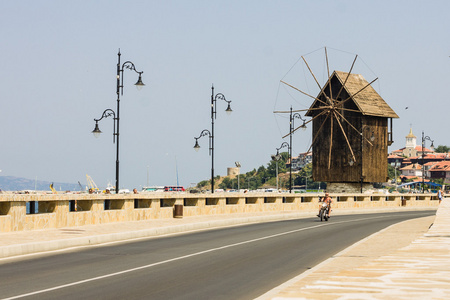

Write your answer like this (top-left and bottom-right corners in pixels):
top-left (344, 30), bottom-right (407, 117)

top-left (193, 85), bottom-right (232, 194)
top-left (276, 142), bottom-right (291, 193)
top-left (271, 153), bottom-right (282, 190)
top-left (421, 131), bottom-right (434, 193)
top-left (393, 159), bottom-right (400, 191)
top-left (289, 106), bottom-right (307, 192)
top-left (92, 50), bottom-right (145, 194)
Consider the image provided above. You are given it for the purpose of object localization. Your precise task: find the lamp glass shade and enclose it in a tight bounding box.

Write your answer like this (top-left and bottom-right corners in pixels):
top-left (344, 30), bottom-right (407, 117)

top-left (225, 103), bottom-right (232, 115)
top-left (135, 74), bottom-right (145, 90)
top-left (92, 123), bottom-right (102, 138)
top-left (300, 123), bottom-right (307, 131)
top-left (194, 140), bottom-right (200, 152)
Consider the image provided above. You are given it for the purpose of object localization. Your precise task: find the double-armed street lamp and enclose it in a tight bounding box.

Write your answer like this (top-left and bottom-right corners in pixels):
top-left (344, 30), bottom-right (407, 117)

top-left (92, 50), bottom-right (145, 194)
top-left (275, 141), bottom-right (292, 193)
top-left (421, 131), bottom-right (434, 193)
top-left (193, 85), bottom-right (232, 193)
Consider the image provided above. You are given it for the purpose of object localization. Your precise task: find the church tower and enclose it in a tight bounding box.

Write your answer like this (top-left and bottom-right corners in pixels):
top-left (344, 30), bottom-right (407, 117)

top-left (405, 127), bottom-right (417, 157)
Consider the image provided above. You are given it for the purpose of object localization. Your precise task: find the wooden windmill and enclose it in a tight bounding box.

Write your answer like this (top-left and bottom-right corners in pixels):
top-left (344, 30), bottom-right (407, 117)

top-left (280, 49), bottom-right (398, 191)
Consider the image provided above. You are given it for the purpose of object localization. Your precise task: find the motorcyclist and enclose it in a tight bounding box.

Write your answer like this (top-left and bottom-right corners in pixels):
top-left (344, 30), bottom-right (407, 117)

top-left (317, 193), bottom-right (332, 218)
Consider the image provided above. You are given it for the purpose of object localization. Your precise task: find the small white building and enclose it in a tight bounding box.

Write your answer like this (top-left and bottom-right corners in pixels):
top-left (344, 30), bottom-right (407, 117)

top-left (400, 163), bottom-right (423, 177)
top-left (289, 152), bottom-right (312, 171)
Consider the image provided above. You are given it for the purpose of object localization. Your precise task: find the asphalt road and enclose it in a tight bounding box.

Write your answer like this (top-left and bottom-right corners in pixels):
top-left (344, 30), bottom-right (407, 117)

top-left (0, 210), bottom-right (435, 300)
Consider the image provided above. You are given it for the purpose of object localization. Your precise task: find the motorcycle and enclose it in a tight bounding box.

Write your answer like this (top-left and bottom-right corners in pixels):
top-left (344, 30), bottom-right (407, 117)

top-left (318, 202), bottom-right (330, 222)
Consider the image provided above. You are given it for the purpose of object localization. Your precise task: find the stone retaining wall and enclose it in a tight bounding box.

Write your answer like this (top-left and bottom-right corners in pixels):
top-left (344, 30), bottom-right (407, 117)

top-left (0, 192), bottom-right (439, 232)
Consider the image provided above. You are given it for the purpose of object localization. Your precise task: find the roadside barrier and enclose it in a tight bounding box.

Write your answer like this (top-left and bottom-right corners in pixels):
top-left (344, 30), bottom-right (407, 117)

top-left (0, 192), bottom-right (439, 232)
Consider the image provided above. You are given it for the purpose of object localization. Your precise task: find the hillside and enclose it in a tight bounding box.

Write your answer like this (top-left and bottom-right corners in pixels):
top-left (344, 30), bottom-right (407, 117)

top-left (0, 176), bottom-right (81, 192)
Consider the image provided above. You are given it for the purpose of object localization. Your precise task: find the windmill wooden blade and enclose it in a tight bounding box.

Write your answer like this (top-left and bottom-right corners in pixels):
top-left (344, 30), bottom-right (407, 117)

top-left (274, 107), bottom-right (330, 114)
top-left (335, 77), bottom-right (378, 108)
top-left (335, 54), bottom-right (358, 101)
top-left (302, 56), bottom-right (322, 91)
top-left (325, 47), bottom-right (333, 104)
top-left (328, 112), bottom-right (333, 169)
top-left (282, 109), bottom-right (328, 138)
top-left (280, 80), bottom-right (329, 107)
top-left (334, 110), bottom-right (373, 146)
top-left (333, 111), bottom-right (357, 162)
top-left (305, 112), bottom-right (331, 154)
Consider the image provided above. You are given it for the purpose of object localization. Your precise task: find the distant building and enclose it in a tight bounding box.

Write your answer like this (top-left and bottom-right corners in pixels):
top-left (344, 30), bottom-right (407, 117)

top-left (227, 167), bottom-right (240, 178)
top-left (390, 128), bottom-right (434, 158)
top-left (288, 152), bottom-right (312, 171)
top-left (399, 163), bottom-right (422, 177)
top-left (388, 154), bottom-right (404, 167)
top-left (428, 161), bottom-right (450, 184)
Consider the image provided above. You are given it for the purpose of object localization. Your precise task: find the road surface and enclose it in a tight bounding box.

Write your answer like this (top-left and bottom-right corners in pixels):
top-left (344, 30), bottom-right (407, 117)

top-left (0, 210), bottom-right (435, 300)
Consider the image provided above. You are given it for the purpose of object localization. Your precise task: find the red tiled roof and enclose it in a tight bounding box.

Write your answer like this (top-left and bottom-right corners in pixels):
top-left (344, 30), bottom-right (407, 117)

top-left (429, 161), bottom-right (450, 172)
top-left (415, 145), bottom-right (434, 152)
top-left (400, 163), bottom-right (421, 170)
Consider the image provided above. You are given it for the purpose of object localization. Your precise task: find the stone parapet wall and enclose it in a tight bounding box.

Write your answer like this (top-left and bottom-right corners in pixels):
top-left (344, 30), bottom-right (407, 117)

top-left (0, 192), bottom-right (439, 233)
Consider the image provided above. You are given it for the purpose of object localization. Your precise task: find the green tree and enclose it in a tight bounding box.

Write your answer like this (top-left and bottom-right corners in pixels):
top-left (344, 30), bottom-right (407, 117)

top-left (293, 163), bottom-right (325, 190)
top-left (434, 145), bottom-right (450, 153)
top-left (218, 177), bottom-right (232, 190)
top-left (257, 165), bottom-right (266, 175)
top-left (197, 180), bottom-right (208, 188)
top-left (267, 151), bottom-right (288, 177)
top-left (387, 164), bottom-right (396, 180)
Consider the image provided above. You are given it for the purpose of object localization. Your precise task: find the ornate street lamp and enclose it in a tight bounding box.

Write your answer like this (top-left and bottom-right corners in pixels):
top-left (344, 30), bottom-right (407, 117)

top-left (92, 109), bottom-right (116, 140)
top-left (289, 106), bottom-right (307, 192)
top-left (276, 141), bottom-right (291, 193)
top-left (92, 50), bottom-right (144, 195)
top-left (193, 85), bottom-right (232, 194)
top-left (421, 131), bottom-right (434, 193)
top-left (193, 129), bottom-right (212, 153)
top-left (273, 106), bottom-right (307, 193)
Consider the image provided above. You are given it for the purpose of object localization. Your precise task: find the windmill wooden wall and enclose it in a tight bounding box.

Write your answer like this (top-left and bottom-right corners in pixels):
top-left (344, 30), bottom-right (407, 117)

top-left (308, 71), bottom-right (396, 184)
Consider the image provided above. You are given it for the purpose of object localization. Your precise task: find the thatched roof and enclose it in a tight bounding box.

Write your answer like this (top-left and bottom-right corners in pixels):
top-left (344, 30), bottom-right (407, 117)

top-left (309, 71), bottom-right (399, 118)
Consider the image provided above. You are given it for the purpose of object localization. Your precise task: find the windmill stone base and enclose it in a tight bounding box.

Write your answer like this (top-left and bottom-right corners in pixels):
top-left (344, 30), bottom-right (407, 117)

top-left (326, 182), bottom-right (373, 193)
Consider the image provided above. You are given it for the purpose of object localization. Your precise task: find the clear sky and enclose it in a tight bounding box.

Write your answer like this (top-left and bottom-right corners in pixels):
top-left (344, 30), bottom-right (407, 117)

top-left (1, 0), bottom-right (449, 190)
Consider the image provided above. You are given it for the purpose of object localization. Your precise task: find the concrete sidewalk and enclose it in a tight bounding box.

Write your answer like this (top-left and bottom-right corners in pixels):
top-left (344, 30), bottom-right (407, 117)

top-left (260, 201), bottom-right (450, 299)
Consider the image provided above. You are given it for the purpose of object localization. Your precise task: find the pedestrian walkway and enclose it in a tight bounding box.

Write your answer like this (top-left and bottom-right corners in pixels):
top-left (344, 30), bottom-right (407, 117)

top-left (261, 200), bottom-right (450, 299)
